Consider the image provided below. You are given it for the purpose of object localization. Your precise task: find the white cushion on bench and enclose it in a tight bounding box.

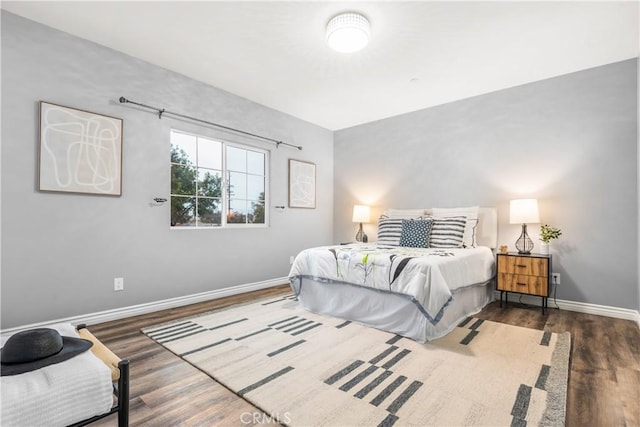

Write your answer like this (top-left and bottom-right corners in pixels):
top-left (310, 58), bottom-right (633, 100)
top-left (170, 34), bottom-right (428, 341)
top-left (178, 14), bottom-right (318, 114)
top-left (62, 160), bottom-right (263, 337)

top-left (1, 323), bottom-right (113, 427)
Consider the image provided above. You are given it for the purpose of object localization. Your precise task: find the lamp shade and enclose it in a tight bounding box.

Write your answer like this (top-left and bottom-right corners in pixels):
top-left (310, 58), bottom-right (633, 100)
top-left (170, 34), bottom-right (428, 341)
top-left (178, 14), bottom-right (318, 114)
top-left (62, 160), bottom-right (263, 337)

top-left (352, 205), bottom-right (371, 223)
top-left (326, 12), bottom-right (370, 53)
top-left (509, 199), bottom-right (540, 224)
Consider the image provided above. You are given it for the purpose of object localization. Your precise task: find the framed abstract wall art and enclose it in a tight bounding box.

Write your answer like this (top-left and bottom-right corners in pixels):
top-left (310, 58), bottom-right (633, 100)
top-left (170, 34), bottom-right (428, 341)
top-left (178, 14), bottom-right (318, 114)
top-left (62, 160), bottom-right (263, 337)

top-left (288, 159), bottom-right (316, 209)
top-left (39, 101), bottom-right (123, 196)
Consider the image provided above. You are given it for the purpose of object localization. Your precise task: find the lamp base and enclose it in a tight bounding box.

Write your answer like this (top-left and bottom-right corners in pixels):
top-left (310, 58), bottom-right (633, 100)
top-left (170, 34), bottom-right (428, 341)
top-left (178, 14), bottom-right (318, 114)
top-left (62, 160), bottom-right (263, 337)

top-left (355, 223), bottom-right (367, 243)
top-left (515, 223), bottom-right (534, 254)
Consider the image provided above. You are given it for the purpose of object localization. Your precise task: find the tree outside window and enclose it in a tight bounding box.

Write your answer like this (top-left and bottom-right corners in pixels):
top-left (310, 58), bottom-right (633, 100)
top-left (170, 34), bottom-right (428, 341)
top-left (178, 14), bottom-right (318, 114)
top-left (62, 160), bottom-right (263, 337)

top-left (170, 130), bottom-right (267, 228)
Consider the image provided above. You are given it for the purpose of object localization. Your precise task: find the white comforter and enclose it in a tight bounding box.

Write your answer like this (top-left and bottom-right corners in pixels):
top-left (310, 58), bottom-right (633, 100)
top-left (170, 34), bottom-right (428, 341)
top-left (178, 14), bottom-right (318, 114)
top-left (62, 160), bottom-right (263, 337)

top-left (1, 323), bottom-right (113, 427)
top-left (289, 244), bottom-right (494, 325)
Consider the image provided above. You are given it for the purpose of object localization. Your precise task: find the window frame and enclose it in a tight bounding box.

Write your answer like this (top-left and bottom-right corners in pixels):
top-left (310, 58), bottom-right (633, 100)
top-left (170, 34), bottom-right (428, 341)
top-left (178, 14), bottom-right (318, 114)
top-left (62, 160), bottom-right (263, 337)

top-left (170, 128), bottom-right (270, 229)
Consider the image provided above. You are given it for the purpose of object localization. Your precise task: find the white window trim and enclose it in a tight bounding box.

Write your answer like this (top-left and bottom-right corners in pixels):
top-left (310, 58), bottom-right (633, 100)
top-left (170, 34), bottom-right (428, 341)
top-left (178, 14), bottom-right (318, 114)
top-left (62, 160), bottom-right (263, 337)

top-left (223, 140), bottom-right (269, 228)
top-left (170, 129), bottom-right (270, 229)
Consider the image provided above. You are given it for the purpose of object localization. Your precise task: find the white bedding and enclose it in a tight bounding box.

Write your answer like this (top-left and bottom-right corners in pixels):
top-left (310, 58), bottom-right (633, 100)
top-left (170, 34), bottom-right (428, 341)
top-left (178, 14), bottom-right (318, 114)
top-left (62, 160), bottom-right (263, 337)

top-left (289, 244), bottom-right (494, 325)
top-left (1, 323), bottom-right (114, 427)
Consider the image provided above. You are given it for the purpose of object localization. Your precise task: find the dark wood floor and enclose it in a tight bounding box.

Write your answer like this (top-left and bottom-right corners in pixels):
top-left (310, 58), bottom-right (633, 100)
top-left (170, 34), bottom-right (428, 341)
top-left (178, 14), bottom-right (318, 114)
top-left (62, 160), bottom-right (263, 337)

top-left (89, 285), bottom-right (640, 426)
top-left (475, 300), bottom-right (640, 427)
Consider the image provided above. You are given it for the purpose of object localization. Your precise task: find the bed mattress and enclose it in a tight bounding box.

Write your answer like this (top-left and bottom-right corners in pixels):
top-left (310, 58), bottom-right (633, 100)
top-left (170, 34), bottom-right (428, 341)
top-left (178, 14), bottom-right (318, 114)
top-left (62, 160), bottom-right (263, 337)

top-left (294, 277), bottom-right (492, 342)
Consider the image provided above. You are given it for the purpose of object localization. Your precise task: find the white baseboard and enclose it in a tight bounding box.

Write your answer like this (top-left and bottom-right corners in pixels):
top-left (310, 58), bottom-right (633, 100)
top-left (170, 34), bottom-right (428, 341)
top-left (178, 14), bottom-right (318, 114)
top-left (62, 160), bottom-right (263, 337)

top-left (492, 291), bottom-right (640, 328)
top-left (3, 281), bottom-right (637, 336)
top-left (1, 277), bottom-right (288, 337)
top-left (631, 311), bottom-right (640, 329)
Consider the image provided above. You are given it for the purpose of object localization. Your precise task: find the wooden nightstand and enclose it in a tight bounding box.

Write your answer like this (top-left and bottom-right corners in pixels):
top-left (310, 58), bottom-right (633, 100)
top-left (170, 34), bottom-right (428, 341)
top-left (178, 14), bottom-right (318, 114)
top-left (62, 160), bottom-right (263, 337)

top-left (496, 252), bottom-right (552, 313)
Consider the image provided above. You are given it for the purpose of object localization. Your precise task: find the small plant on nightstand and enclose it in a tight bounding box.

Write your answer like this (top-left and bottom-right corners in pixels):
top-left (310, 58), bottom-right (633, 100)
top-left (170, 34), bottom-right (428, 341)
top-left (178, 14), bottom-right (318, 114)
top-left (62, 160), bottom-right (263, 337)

top-left (539, 224), bottom-right (562, 254)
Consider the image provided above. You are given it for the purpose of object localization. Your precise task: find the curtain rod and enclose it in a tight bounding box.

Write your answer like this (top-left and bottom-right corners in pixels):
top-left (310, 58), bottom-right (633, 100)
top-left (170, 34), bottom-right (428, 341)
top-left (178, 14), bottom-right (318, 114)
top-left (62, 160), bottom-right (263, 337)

top-left (118, 97), bottom-right (302, 151)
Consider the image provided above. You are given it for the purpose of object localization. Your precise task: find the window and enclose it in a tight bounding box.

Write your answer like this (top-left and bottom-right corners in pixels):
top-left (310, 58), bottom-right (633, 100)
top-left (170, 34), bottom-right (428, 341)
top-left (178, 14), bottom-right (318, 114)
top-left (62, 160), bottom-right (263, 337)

top-left (170, 129), bottom-right (268, 228)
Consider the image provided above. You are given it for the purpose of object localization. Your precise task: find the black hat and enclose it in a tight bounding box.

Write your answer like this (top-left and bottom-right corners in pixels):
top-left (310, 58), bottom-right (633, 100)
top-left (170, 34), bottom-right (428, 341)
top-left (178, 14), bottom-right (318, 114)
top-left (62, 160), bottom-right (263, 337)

top-left (1, 328), bottom-right (93, 376)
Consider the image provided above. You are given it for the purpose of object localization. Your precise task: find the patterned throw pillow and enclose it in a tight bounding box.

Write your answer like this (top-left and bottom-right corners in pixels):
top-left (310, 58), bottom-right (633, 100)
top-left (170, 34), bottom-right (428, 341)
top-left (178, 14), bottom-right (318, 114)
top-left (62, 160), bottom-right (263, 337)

top-left (399, 219), bottom-right (433, 248)
top-left (429, 216), bottom-right (466, 248)
top-left (377, 217), bottom-right (403, 246)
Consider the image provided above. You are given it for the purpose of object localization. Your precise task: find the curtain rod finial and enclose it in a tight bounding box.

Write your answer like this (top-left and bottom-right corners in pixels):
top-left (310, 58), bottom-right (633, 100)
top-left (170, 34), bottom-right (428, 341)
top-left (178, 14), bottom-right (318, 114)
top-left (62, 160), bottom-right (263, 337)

top-left (119, 97), bottom-right (127, 103)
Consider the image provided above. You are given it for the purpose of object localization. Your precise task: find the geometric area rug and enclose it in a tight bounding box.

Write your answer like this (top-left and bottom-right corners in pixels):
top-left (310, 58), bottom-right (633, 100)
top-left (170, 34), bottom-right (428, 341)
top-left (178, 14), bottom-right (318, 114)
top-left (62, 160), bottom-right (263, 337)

top-left (142, 294), bottom-right (571, 427)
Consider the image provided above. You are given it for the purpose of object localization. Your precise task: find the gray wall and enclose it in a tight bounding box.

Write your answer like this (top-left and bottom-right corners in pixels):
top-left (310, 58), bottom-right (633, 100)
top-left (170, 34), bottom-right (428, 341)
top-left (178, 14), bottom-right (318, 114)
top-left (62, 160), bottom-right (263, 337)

top-left (334, 59), bottom-right (638, 310)
top-left (1, 12), bottom-right (334, 328)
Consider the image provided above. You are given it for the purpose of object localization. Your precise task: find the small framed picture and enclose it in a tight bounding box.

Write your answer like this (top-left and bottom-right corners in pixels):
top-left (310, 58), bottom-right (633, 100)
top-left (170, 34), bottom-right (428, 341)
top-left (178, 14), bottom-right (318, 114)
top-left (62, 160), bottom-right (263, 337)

top-left (39, 101), bottom-right (123, 196)
top-left (288, 159), bottom-right (316, 209)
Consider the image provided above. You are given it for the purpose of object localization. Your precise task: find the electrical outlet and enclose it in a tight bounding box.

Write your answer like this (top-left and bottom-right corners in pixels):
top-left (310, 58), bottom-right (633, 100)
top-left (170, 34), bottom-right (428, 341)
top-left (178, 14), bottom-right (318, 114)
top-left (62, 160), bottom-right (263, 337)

top-left (289, 256), bottom-right (295, 265)
top-left (114, 277), bottom-right (124, 291)
top-left (551, 273), bottom-right (560, 285)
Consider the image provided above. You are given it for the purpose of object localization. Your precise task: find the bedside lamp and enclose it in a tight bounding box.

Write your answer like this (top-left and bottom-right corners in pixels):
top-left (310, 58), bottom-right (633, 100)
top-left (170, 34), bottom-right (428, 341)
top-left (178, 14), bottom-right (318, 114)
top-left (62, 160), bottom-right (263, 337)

top-left (509, 199), bottom-right (540, 254)
top-left (352, 205), bottom-right (370, 243)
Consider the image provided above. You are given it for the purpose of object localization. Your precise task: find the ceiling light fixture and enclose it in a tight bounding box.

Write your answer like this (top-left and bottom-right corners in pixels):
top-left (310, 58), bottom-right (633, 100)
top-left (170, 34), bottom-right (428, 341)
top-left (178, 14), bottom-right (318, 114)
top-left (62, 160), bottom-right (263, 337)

top-left (326, 12), bottom-right (370, 53)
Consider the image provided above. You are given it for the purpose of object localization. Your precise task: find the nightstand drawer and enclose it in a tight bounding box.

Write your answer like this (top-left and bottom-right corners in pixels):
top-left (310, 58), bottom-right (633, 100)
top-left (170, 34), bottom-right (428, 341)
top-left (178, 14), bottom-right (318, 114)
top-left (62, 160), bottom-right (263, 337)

top-left (497, 256), bottom-right (548, 277)
top-left (497, 273), bottom-right (548, 297)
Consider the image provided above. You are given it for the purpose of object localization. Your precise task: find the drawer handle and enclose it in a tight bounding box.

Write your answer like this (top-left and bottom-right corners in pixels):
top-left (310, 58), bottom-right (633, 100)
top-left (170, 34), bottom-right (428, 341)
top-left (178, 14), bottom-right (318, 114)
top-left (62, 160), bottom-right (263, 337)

top-left (516, 264), bottom-right (527, 268)
top-left (516, 282), bottom-right (527, 286)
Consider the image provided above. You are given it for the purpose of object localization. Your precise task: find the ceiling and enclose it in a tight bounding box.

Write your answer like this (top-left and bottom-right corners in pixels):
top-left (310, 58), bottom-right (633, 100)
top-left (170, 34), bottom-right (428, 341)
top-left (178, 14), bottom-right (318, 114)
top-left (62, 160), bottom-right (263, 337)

top-left (2, 1), bottom-right (638, 130)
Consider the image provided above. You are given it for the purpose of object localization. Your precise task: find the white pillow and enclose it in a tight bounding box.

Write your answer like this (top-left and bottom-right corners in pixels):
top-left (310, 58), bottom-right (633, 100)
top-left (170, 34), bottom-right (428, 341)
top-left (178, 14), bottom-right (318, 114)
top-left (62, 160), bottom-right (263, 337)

top-left (432, 206), bottom-right (479, 248)
top-left (383, 208), bottom-right (431, 219)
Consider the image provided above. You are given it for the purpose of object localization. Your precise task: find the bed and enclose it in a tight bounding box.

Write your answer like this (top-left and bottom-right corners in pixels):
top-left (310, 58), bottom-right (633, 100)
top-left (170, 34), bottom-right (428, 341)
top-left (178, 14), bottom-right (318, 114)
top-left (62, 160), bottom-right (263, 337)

top-left (1, 323), bottom-right (129, 427)
top-left (289, 207), bottom-right (497, 343)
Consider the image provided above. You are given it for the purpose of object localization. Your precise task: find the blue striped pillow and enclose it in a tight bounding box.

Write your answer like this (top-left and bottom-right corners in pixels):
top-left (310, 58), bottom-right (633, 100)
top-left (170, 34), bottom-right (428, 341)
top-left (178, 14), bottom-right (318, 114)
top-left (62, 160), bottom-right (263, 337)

top-left (429, 216), bottom-right (466, 248)
top-left (377, 217), bottom-right (403, 246)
